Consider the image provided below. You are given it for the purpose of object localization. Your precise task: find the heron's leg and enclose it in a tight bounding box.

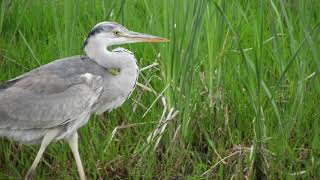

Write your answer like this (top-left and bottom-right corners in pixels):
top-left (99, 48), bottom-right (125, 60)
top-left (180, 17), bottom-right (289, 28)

top-left (25, 129), bottom-right (60, 180)
top-left (67, 132), bottom-right (86, 180)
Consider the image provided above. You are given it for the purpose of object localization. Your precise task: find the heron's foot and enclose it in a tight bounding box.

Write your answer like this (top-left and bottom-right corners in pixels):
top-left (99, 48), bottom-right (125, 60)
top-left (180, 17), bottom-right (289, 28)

top-left (25, 168), bottom-right (34, 180)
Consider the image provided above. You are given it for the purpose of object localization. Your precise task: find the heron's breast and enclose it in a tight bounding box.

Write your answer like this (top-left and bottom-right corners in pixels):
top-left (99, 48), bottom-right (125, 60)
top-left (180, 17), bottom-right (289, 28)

top-left (94, 65), bottom-right (139, 114)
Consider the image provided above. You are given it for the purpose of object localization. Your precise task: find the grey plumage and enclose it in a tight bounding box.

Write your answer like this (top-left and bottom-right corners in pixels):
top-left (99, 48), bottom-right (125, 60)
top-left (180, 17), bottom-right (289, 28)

top-left (0, 53), bottom-right (135, 143)
top-left (0, 21), bottom-right (168, 180)
top-left (0, 56), bottom-right (102, 142)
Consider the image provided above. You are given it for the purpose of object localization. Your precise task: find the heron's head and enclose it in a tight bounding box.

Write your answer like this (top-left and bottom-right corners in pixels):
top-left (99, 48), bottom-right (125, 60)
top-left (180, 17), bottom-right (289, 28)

top-left (83, 22), bottom-right (169, 48)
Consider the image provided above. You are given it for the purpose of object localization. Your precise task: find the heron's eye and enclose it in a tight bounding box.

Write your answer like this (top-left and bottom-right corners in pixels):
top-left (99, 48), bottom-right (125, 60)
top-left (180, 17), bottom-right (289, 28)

top-left (113, 31), bottom-right (120, 36)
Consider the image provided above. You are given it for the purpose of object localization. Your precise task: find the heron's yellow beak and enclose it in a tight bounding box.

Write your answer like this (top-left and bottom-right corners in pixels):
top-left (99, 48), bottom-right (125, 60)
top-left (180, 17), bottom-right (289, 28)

top-left (125, 31), bottom-right (169, 43)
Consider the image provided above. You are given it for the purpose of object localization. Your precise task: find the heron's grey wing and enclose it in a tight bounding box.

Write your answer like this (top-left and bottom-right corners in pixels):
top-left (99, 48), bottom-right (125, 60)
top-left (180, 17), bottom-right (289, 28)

top-left (0, 67), bottom-right (103, 130)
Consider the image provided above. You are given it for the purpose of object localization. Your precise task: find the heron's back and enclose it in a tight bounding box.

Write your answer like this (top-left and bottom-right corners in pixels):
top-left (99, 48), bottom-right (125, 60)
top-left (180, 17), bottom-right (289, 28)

top-left (0, 56), bottom-right (105, 144)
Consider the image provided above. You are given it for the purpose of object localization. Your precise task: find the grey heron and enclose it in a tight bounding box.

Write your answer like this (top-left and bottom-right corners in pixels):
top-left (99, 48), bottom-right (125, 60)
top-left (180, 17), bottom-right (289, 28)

top-left (0, 22), bottom-right (168, 179)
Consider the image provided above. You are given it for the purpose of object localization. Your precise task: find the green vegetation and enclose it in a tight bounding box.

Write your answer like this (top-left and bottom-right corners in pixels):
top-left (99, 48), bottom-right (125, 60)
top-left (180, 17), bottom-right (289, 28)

top-left (1, 0), bottom-right (320, 179)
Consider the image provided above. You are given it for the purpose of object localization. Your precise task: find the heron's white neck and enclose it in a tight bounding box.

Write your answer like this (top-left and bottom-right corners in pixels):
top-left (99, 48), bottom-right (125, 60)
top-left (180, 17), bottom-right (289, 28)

top-left (84, 38), bottom-right (136, 70)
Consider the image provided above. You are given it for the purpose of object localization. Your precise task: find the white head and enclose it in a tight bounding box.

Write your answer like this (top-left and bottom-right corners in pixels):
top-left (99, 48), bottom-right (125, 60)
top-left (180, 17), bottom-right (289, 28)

top-left (83, 21), bottom-right (168, 50)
